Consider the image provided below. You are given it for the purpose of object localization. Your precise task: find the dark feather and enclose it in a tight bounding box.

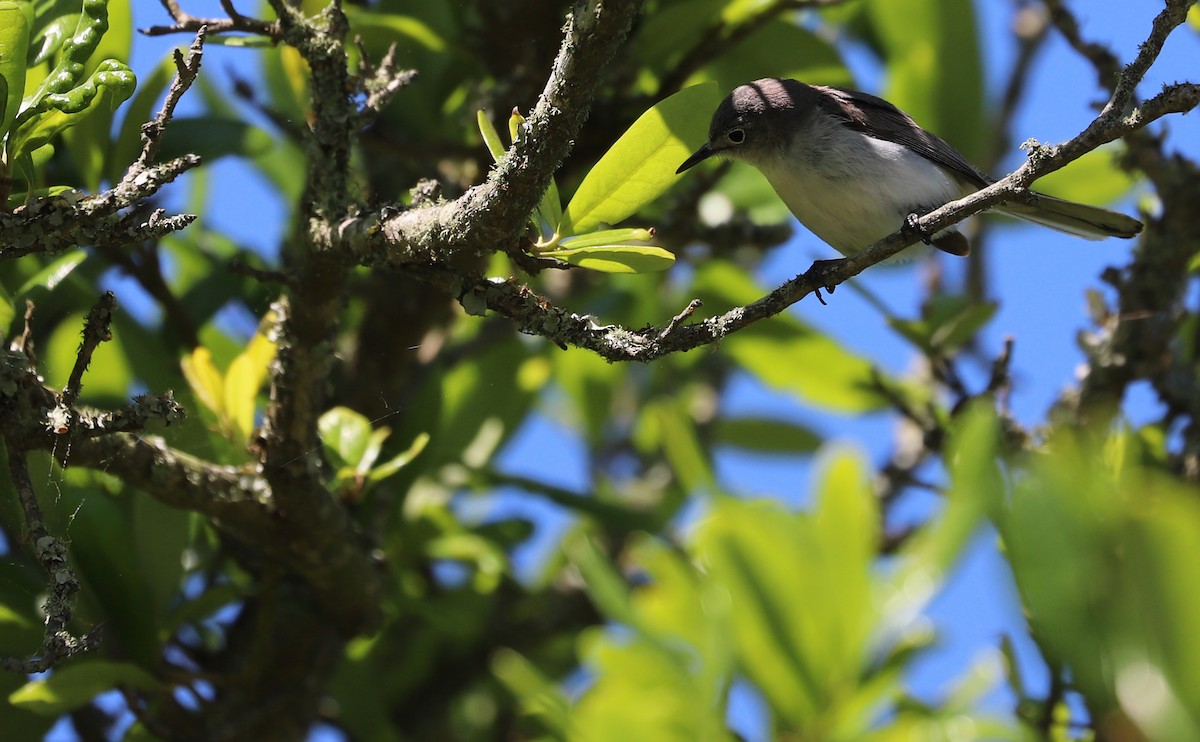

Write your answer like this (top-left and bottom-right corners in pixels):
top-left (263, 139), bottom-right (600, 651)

top-left (812, 85), bottom-right (991, 189)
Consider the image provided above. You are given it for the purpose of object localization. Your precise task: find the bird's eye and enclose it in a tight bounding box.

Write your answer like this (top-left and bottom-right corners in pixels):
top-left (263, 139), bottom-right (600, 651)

top-left (726, 128), bottom-right (746, 145)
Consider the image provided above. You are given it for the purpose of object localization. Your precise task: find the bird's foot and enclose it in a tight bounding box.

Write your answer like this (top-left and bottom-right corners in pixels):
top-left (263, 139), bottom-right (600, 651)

top-left (902, 212), bottom-right (933, 245)
top-left (803, 258), bottom-right (847, 305)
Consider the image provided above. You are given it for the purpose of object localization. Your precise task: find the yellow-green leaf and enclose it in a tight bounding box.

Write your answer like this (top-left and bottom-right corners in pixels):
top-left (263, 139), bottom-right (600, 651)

top-left (558, 82), bottom-right (721, 235)
top-left (181, 346), bottom-right (225, 421)
top-left (542, 245), bottom-right (675, 274)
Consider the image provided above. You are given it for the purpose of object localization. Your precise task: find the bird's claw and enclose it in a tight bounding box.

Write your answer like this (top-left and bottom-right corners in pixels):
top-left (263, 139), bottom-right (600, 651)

top-left (803, 258), bottom-right (847, 305)
top-left (903, 213), bottom-right (933, 245)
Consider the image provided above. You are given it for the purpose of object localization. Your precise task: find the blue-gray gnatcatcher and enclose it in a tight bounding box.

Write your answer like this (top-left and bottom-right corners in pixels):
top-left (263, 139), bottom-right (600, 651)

top-left (677, 78), bottom-right (1143, 259)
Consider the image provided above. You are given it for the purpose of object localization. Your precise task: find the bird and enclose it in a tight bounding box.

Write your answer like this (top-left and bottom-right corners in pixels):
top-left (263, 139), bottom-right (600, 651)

top-left (676, 78), bottom-right (1143, 261)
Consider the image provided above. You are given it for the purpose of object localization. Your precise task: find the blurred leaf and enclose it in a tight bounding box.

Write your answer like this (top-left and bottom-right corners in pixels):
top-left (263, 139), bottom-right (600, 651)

top-left (711, 416), bottom-right (821, 455)
top-left (181, 346), bottom-right (225, 422)
top-left (693, 261), bottom-right (887, 412)
top-left (492, 648), bottom-right (570, 737)
top-left (368, 431), bottom-right (429, 483)
top-left (688, 20), bottom-right (853, 92)
top-left (1031, 145), bottom-right (1139, 207)
top-left (319, 406), bottom-right (374, 471)
top-left (15, 249), bottom-right (86, 298)
top-left (9, 659), bottom-right (162, 715)
top-left (542, 244), bottom-right (675, 274)
top-left (652, 399), bottom-right (717, 494)
top-left (44, 310), bottom-right (131, 404)
top-left (888, 295), bottom-right (998, 353)
top-left (866, 0), bottom-right (983, 159)
top-left (564, 530), bottom-right (639, 628)
top-left (157, 116), bottom-right (274, 163)
top-left (476, 109), bottom-right (506, 162)
top-left (714, 164), bottom-right (793, 225)
top-left (0, 1), bottom-right (32, 138)
top-left (223, 329), bottom-right (276, 441)
top-left (559, 82), bottom-right (721, 235)
top-left (343, 7), bottom-right (448, 53)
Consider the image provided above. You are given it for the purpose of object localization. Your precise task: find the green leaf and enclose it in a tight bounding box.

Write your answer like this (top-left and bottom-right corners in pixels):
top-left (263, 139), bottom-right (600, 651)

top-left (223, 331), bottom-right (275, 441)
top-left (558, 82), bottom-right (722, 235)
top-left (318, 406), bottom-right (374, 471)
top-left (367, 431), bottom-right (430, 483)
top-left (687, 20), bottom-right (853, 93)
top-left (866, 0), bottom-right (983, 160)
top-left (476, 109), bottom-right (506, 162)
top-left (564, 530), bottom-right (639, 628)
top-left (888, 295), bottom-right (998, 353)
top-left (343, 7), bottom-right (447, 53)
top-left (653, 399), bottom-right (717, 494)
top-left (1031, 145), bottom-right (1139, 207)
top-left (556, 227), bottom-right (654, 250)
top-left (156, 116), bottom-right (274, 163)
top-left (0, 282), bottom-right (14, 334)
top-left (542, 244), bottom-right (675, 274)
top-left (693, 260), bottom-right (887, 412)
top-left (8, 659), bottom-right (162, 715)
top-left (6, 59), bottom-right (136, 161)
top-left (15, 250), bottom-right (86, 298)
top-left (0, 1), bottom-right (32, 138)
top-left (180, 346), bottom-right (224, 421)
top-left (712, 416), bottom-right (822, 455)
top-left (205, 35), bottom-right (274, 48)
top-left (492, 649), bottom-right (570, 736)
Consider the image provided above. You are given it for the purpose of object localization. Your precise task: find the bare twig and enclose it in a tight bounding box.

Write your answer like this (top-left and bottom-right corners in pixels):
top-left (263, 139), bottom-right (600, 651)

top-left (0, 449), bottom-right (101, 674)
top-left (133, 28), bottom-right (208, 173)
top-left (59, 292), bottom-right (118, 414)
top-left (144, 0), bottom-right (279, 39)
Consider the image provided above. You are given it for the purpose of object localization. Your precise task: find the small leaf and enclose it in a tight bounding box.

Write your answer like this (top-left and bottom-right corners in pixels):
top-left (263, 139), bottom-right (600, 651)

top-left (15, 250), bottom-right (87, 298)
top-left (367, 431), bottom-right (429, 482)
top-left (205, 35), bottom-right (273, 48)
top-left (492, 649), bottom-right (570, 736)
top-left (476, 109), bottom-right (506, 162)
top-left (558, 82), bottom-right (721, 235)
top-left (180, 347), bottom-right (225, 421)
top-left (8, 660), bottom-right (162, 715)
top-left (712, 416), bottom-right (822, 455)
top-left (556, 227), bottom-right (654, 250)
top-left (223, 332), bottom-right (276, 441)
top-left (0, 0), bottom-right (32, 138)
top-left (542, 245), bottom-right (675, 274)
top-left (318, 406), bottom-right (374, 471)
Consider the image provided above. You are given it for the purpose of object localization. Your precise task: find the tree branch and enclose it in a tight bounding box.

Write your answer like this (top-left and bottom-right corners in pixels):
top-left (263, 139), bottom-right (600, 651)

top-left (343, 0), bottom-right (646, 267)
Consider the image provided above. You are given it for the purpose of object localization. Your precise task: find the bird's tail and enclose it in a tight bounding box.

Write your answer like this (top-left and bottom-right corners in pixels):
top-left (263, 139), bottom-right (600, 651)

top-left (999, 193), bottom-right (1143, 240)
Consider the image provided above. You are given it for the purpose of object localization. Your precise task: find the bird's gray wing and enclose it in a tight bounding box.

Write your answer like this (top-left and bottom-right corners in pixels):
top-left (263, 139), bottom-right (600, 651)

top-left (813, 85), bottom-right (992, 189)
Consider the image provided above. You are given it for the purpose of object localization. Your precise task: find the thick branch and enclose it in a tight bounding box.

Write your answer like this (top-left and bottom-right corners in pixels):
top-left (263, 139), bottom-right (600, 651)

top-left (343, 0), bottom-right (645, 267)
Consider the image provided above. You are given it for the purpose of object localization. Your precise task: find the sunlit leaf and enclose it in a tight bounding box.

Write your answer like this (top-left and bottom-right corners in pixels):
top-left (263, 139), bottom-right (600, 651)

top-left (711, 416), bottom-right (822, 455)
top-left (558, 82), bottom-right (721, 235)
top-left (318, 406), bottom-right (374, 471)
top-left (0, 1), bottom-right (32, 138)
top-left (15, 250), bottom-right (86, 298)
top-left (542, 244), bottom-right (675, 274)
top-left (181, 346), bottom-right (225, 421)
top-left (8, 660), bottom-right (162, 715)
top-left (1031, 145), bottom-right (1139, 207)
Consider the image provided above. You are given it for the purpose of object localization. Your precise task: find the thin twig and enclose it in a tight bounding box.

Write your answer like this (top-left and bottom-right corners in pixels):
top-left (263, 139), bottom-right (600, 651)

top-left (59, 292), bottom-right (117, 414)
top-left (0, 450), bottom-right (100, 674)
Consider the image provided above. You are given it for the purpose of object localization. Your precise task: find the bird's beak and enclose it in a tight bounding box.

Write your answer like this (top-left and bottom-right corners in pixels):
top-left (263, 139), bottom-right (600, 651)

top-left (676, 142), bottom-right (714, 174)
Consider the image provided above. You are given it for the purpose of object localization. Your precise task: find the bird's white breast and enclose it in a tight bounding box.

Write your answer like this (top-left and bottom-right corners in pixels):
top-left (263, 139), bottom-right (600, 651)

top-left (754, 128), bottom-right (972, 258)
